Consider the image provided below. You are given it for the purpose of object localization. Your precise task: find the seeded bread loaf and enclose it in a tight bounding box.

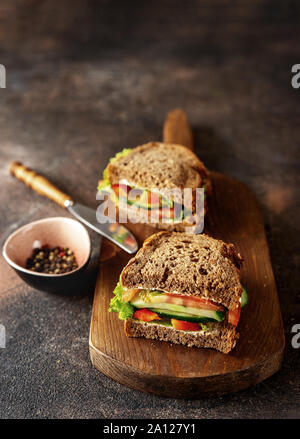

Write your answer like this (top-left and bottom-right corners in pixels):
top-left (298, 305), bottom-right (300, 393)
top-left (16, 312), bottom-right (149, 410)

top-left (121, 232), bottom-right (243, 310)
top-left (125, 319), bottom-right (238, 354)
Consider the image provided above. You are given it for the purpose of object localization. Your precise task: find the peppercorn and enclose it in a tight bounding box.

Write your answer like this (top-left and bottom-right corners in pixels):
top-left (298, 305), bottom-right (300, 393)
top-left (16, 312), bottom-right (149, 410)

top-left (26, 245), bottom-right (78, 274)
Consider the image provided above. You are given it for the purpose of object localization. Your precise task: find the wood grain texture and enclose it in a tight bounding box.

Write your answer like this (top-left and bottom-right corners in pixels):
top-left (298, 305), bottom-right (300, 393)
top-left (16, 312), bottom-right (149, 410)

top-left (89, 110), bottom-right (285, 398)
top-left (163, 108), bottom-right (194, 150)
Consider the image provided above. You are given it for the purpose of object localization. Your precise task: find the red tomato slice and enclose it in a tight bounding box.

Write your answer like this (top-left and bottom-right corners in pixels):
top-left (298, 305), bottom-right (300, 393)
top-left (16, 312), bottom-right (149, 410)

top-left (228, 305), bottom-right (241, 326)
top-left (157, 293), bottom-right (223, 311)
top-left (111, 184), bottom-right (120, 196)
top-left (133, 308), bottom-right (161, 322)
top-left (171, 319), bottom-right (200, 331)
top-left (124, 235), bottom-right (137, 248)
top-left (112, 184), bottom-right (131, 197)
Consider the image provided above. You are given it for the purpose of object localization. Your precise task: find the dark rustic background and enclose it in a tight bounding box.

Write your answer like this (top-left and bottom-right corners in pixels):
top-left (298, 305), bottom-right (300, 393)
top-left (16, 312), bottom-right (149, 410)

top-left (0, 0), bottom-right (299, 419)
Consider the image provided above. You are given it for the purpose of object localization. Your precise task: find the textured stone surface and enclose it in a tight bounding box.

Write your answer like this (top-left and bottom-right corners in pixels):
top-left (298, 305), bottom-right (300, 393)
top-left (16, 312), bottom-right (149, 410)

top-left (0, 0), bottom-right (299, 419)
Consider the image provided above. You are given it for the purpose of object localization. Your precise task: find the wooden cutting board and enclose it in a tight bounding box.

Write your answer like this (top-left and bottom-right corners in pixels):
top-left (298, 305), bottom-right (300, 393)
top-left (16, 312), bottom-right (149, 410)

top-left (89, 109), bottom-right (285, 398)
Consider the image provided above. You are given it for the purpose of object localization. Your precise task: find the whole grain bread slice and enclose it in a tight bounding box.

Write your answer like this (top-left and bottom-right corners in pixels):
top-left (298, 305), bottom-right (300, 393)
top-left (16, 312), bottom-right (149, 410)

top-left (125, 319), bottom-right (238, 354)
top-left (107, 141), bottom-right (212, 202)
top-left (121, 232), bottom-right (243, 310)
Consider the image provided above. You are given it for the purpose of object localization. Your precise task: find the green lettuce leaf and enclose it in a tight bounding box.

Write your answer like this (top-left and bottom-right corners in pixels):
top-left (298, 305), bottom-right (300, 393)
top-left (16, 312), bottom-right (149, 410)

top-left (97, 179), bottom-right (112, 192)
top-left (99, 148), bottom-right (132, 191)
top-left (108, 281), bottom-right (134, 320)
top-left (110, 148), bottom-right (132, 163)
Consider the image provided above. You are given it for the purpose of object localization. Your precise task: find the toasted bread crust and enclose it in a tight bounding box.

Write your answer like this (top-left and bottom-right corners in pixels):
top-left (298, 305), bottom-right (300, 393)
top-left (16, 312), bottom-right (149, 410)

top-left (125, 319), bottom-right (238, 354)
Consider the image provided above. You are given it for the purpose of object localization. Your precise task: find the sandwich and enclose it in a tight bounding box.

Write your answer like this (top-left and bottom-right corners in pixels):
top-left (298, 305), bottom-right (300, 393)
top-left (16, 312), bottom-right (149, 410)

top-left (109, 231), bottom-right (248, 354)
top-left (98, 142), bottom-right (211, 231)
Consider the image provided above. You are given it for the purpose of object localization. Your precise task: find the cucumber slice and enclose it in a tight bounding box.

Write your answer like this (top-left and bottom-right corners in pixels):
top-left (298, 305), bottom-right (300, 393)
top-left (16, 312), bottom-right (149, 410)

top-left (146, 318), bottom-right (172, 327)
top-left (241, 287), bottom-right (249, 308)
top-left (150, 308), bottom-right (220, 323)
top-left (131, 296), bottom-right (224, 322)
top-left (134, 190), bottom-right (173, 210)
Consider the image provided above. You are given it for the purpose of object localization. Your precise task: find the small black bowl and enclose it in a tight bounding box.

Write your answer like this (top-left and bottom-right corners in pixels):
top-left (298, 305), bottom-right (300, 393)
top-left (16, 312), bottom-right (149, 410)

top-left (2, 217), bottom-right (91, 295)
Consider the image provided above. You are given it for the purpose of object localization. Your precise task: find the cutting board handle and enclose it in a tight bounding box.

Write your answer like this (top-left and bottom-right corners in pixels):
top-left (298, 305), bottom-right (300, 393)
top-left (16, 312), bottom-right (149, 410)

top-left (9, 161), bottom-right (73, 208)
top-left (163, 108), bottom-right (194, 151)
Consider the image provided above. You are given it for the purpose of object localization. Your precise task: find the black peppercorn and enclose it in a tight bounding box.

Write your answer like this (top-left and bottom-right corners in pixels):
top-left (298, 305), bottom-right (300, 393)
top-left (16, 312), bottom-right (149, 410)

top-left (26, 245), bottom-right (78, 274)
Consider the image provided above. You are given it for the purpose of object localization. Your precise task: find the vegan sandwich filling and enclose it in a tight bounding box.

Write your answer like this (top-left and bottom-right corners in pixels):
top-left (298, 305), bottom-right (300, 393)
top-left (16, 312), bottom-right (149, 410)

top-left (109, 281), bottom-right (248, 332)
